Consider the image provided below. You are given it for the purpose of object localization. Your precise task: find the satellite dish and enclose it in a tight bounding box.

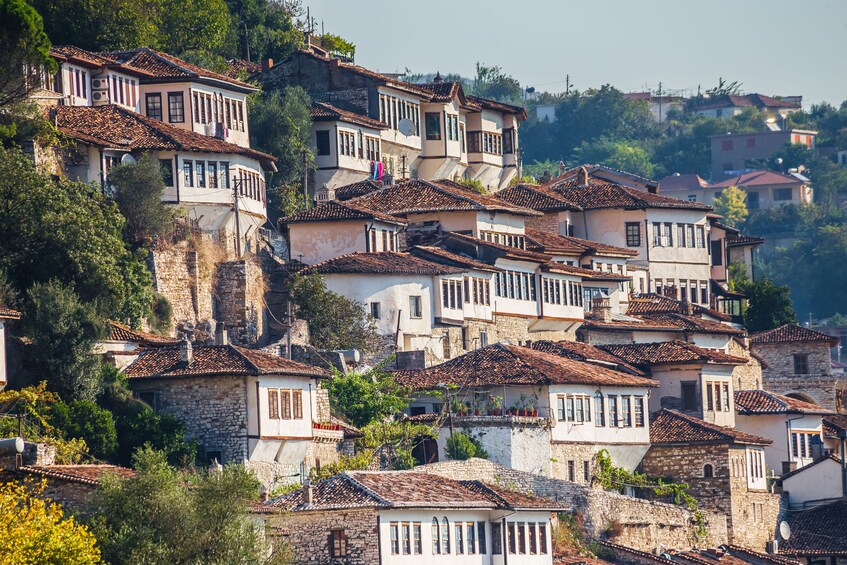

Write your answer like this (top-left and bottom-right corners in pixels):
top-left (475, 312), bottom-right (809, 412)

top-left (120, 154), bottom-right (136, 165)
top-left (779, 521), bottom-right (791, 541)
top-left (398, 118), bottom-right (416, 137)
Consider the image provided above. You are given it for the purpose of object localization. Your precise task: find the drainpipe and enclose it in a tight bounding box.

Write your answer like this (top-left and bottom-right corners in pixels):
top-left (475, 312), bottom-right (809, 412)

top-left (376, 514), bottom-right (383, 565)
top-left (785, 414), bottom-right (804, 469)
top-left (98, 148), bottom-right (105, 190)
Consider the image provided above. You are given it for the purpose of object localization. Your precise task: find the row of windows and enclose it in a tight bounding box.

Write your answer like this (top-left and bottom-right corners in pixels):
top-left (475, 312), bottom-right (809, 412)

top-left (541, 277), bottom-right (584, 308)
top-left (181, 160), bottom-right (230, 190)
top-left (705, 382), bottom-right (731, 412)
top-left (427, 518), bottom-right (488, 556)
top-left (380, 94), bottom-right (420, 133)
top-left (370, 296), bottom-right (423, 320)
top-left (368, 228), bottom-right (398, 252)
top-left (316, 130), bottom-right (382, 162)
top-left (445, 114), bottom-right (460, 141)
top-left (266, 388), bottom-right (303, 420)
top-left (654, 279), bottom-right (709, 305)
top-left (236, 169), bottom-right (266, 204)
top-left (555, 393), bottom-right (645, 428)
top-left (466, 129), bottom-right (515, 155)
top-left (109, 75), bottom-right (137, 107)
top-left (503, 521), bottom-right (548, 555)
top-left (68, 68), bottom-right (88, 99)
top-left (749, 449), bottom-right (765, 481)
top-left (192, 91), bottom-right (245, 132)
top-left (791, 431), bottom-right (819, 459)
top-left (652, 222), bottom-right (706, 249)
top-left (146, 92), bottom-right (185, 123)
top-left (494, 271), bottom-right (537, 302)
top-left (480, 231), bottom-right (526, 249)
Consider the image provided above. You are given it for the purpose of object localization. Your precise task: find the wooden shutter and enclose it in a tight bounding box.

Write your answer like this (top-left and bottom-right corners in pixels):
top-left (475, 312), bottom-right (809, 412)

top-left (292, 389), bottom-right (303, 419)
top-left (281, 389), bottom-right (292, 419)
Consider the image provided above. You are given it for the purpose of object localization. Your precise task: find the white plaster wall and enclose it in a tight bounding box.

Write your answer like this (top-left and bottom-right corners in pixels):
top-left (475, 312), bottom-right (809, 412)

top-left (736, 413), bottom-right (823, 473)
top-left (492, 258), bottom-right (540, 318)
top-left (246, 375), bottom-right (318, 440)
top-left (474, 212), bottom-right (526, 238)
top-left (288, 220), bottom-right (398, 265)
top-left (548, 384), bottom-right (652, 445)
top-left (781, 458), bottom-right (844, 508)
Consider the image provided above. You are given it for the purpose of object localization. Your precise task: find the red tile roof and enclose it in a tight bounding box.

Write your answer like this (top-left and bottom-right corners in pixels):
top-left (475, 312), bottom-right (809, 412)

top-left (496, 183), bottom-right (582, 212)
top-left (658, 174), bottom-right (709, 193)
top-left (56, 105), bottom-right (275, 169)
top-left (347, 179), bottom-right (541, 217)
top-left (710, 170), bottom-right (804, 189)
top-left (734, 389), bottom-right (831, 415)
top-left (107, 320), bottom-right (179, 346)
top-left (627, 293), bottom-right (732, 321)
top-left (222, 58), bottom-right (261, 79)
top-left (579, 313), bottom-right (682, 332)
top-left (531, 340), bottom-right (645, 375)
top-left (123, 344), bottom-right (328, 379)
top-left (281, 199), bottom-right (404, 225)
top-left (310, 102), bottom-right (388, 130)
top-left (308, 251), bottom-right (463, 276)
top-left (599, 340), bottom-right (747, 368)
top-left (16, 464), bottom-right (136, 485)
top-left (410, 246), bottom-right (501, 273)
top-left (524, 228), bottom-right (637, 258)
top-left (394, 343), bottom-right (658, 389)
top-left (333, 179), bottom-right (383, 201)
top-left (263, 470), bottom-right (562, 512)
top-left (638, 313), bottom-right (745, 335)
top-left (649, 409), bottom-right (771, 446)
top-left (440, 232), bottom-right (552, 264)
top-left (416, 80), bottom-right (466, 104)
top-left (726, 233), bottom-right (765, 247)
top-left (822, 415), bottom-right (847, 437)
top-left (104, 47), bottom-right (256, 91)
top-left (50, 45), bottom-right (128, 70)
top-left (540, 262), bottom-right (629, 281)
top-left (779, 500), bottom-right (847, 556)
top-left (750, 324), bottom-right (839, 346)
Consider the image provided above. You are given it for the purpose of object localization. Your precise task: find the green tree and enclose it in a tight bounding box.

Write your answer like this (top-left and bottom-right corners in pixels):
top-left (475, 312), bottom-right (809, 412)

top-left (288, 272), bottom-right (378, 352)
top-left (92, 447), bottom-right (288, 565)
top-left (737, 276), bottom-right (797, 332)
top-left (712, 185), bottom-right (749, 227)
top-left (225, 0), bottom-right (304, 62)
top-left (108, 155), bottom-right (174, 246)
top-left (325, 362), bottom-right (410, 428)
top-left (472, 63), bottom-right (522, 103)
top-left (445, 432), bottom-right (488, 461)
top-left (24, 281), bottom-right (104, 401)
top-left (319, 33), bottom-right (355, 60)
top-left (0, 0), bottom-right (56, 109)
top-left (51, 400), bottom-right (118, 459)
top-left (571, 137), bottom-right (655, 179)
top-left (160, 0), bottom-right (232, 55)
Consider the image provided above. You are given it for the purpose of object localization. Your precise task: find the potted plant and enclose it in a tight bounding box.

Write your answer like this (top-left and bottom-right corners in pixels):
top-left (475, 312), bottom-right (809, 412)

top-left (487, 395), bottom-right (503, 416)
top-left (508, 405), bottom-right (517, 416)
top-left (454, 401), bottom-right (469, 417)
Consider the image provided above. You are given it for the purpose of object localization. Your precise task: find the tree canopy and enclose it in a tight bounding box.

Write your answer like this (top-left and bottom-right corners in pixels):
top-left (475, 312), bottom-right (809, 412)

top-left (712, 186), bottom-right (749, 228)
top-left (325, 362), bottom-right (410, 428)
top-left (109, 155), bottom-right (175, 246)
top-left (0, 0), bottom-right (56, 109)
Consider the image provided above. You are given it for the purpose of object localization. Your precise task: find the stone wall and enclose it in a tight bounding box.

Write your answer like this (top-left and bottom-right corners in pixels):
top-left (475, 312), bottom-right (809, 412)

top-left (526, 213), bottom-right (561, 234)
top-left (266, 507), bottom-right (381, 565)
top-left (727, 338), bottom-right (764, 391)
top-left (415, 458), bottom-right (727, 551)
top-left (149, 243), bottom-right (213, 328)
top-left (753, 342), bottom-right (845, 411)
top-left (214, 259), bottom-right (267, 347)
top-left (129, 375), bottom-right (249, 463)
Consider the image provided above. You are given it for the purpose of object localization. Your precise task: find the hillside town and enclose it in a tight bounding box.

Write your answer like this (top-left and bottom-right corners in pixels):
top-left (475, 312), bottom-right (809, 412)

top-left (1, 1), bottom-right (846, 564)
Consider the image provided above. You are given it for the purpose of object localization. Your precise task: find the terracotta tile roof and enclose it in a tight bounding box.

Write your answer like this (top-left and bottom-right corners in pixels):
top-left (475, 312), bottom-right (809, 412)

top-left (50, 45), bottom-right (126, 69)
top-left (496, 183), bottom-right (582, 212)
top-left (347, 179), bottom-right (541, 217)
top-left (263, 470), bottom-right (559, 512)
top-left (649, 409), bottom-right (772, 446)
top-left (822, 415), bottom-right (847, 437)
top-left (280, 200), bottom-right (404, 225)
top-left (56, 105), bottom-right (276, 169)
top-left (439, 232), bottom-right (552, 264)
top-left (16, 464), bottom-right (136, 486)
top-left (779, 500), bottom-right (847, 556)
top-left (123, 344), bottom-right (328, 379)
top-left (309, 251), bottom-right (464, 276)
top-left (540, 262), bottom-right (629, 281)
top-left (531, 340), bottom-right (645, 375)
top-left (579, 313), bottom-right (682, 332)
top-left (525, 228), bottom-right (637, 257)
top-left (222, 58), bottom-right (261, 79)
top-left (710, 170), bottom-right (804, 189)
top-left (394, 343), bottom-right (658, 390)
top-left (599, 340), bottom-right (748, 368)
top-left (465, 95), bottom-right (528, 119)
top-left (410, 246), bottom-right (501, 273)
top-left (104, 47), bottom-right (256, 91)
top-left (107, 320), bottom-right (179, 346)
top-left (723, 546), bottom-right (800, 565)
top-left (310, 102), bottom-right (388, 130)
top-left (734, 389), bottom-right (831, 415)
top-left (750, 324), bottom-right (839, 346)
top-left (627, 293), bottom-right (731, 321)
top-left (725, 233), bottom-right (765, 247)
top-left (595, 541), bottom-right (677, 565)
top-left (691, 94), bottom-right (800, 112)
top-left (658, 174), bottom-right (709, 193)
top-left (416, 80), bottom-right (465, 103)
top-left (0, 306), bottom-right (21, 320)
top-left (333, 179), bottom-right (383, 201)
top-left (638, 313), bottom-right (746, 335)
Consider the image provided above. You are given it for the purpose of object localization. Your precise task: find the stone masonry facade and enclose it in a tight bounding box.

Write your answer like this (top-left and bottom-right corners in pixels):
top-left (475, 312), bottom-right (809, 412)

top-left (266, 507), bottom-right (380, 565)
top-left (753, 341), bottom-right (846, 411)
top-left (215, 259), bottom-right (267, 347)
top-left (727, 338), bottom-right (764, 391)
top-left (149, 244), bottom-right (213, 328)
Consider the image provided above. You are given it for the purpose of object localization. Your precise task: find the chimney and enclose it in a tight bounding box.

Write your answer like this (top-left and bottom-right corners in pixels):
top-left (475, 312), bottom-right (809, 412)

top-left (433, 71), bottom-right (443, 84)
top-left (576, 166), bottom-right (589, 186)
top-left (261, 58), bottom-right (274, 72)
top-left (180, 337), bottom-right (193, 366)
top-left (215, 322), bottom-right (229, 346)
top-left (557, 161), bottom-right (566, 177)
top-left (303, 479), bottom-right (313, 507)
top-left (592, 296), bottom-right (613, 323)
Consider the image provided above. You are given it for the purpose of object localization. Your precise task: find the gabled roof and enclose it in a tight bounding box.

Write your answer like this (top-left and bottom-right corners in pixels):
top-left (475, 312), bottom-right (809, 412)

top-left (524, 228), bottom-right (637, 258)
top-left (822, 414), bottom-right (847, 437)
top-left (465, 95), bottom-right (528, 119)
top-left (495, 183), bottom-right (581, 212)
top-left (638, 313), bottom-right (746, 335)
top-left (649, 409), bottom-right (771, 446)
top-left (439, 232), bottom-right (552, 264)
top-left (734, 389), bottom-right (831, 415)
top-left (410, 246), bottom-right (501, 273)
top-left (579, 312), bottom-right (683, 332)
top-left (14, 464), bottom-right (136, 485)
top-left (107, 321), bottom-right (180, 346)
top-left (50, 45), bottom-right (139, 72)
top-left (394, 343), bottom-right (658, 390)
top-left (123, 344), bottom-right (328, 379)
top-left (726, 233), bottom-right (765, 247)
top-left (262, 470), bottom-right (563, 512)
top-left (627, 293), bottom-right (732, 321)
top-left (531, 340), bottom-right (644, 375)
top-left (308, 251), bottom-right (463, 276)
top-left (540, 262), bottom-right (629, 282)
top-left (346, 179), bottom-right (541, 217)
top-left (310, 101), bottom-right (388, 130)
top-left (599, 340), bottom-right (747, 368)
top-left (778, 454), bottom-right (841, 483)
top-left (690, 93), bottom-right (801, 112)
top-left (333, 179), bottom-right (383, 201)
top-left (280, 199), bottom-right (404, 225)
top-left (56, 105), bottom-right (276, 170)
top-left (710, 170), bottom-right (805, 189)
top-left (779, 499), bottom-right (847, 556)
top-left (416, 80), bottom-right (467, 105)
top-left (750, 324), bottom-right (838, 347)
top-left (103, 47), bottom-right (257, 92)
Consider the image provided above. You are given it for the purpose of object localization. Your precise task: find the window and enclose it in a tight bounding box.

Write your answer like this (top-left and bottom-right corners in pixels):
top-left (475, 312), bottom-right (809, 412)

top-left (330, 529), bottom-right (347, 557)
top-left (584, 460), bottom-right (590, 481)
top-left (455, 523), bottom-right (463, 553)
top-left (711, 240), bottom-right (723, 266)
top-left (721, 139), bottom-right (733, 151)
top-left (159, 159), bottom-right (174, 186)
top-left (747, 137), bottom-right (756, 148)
top-left (135, 391), bottom-right (158, 412)
top-left (608, 395), bottom-right (618, 427)
top-left (413, 523), bottom-right (422, 554)
top-left (280, 389), bottom-right (291, 419)
top-left (793, 354), bottom-right (809, 375)
top-left (425, 112), bottom-right (442, 140)
top-left (677, 224), bottom-right (685, 247)
top-left (293, 389), bottom-right (303, 419)
top-left (700, 281), bottom-right (708, 305)
top-left (338, 131), bottom-right (356, 157)
top-left (557, 396), bottom-right (565, 421)
top-left (364, 136), bottom-right (380, 161)
top-left (566, 396), bottom-right (575, 421)
top-left (466, 522), bottom-right (475, 554)
top-left (686, 225), bottom-right (695, 248)
top-left (625, 222), bottom-right (641, 247)
top-left (634, 396), bottom-right (644, 427)
top-left (491, 522), bottom-right (502, 554)
top-left (268, 389), bottom-right (279, 419)
top-left (747, 191), bottom-right (760, 210)
top-left (568, 460), bottom-right (575, 482)
top-left (167, 92), bottom-right (184, 123)
top-left (442, 517), bottom-right (450, 554)
top-left (517, 522), bottom-right (526, 554)
top-left (704, 464), bottom-right (714, 478)
top-left (409, 295), bottom-right (422, 318)
top-left (196, 161), bottom-right (205, 188)
top-left (539, 523), bottom-right (547, 554)
top-left (316, 131), bottom-right (330, 156)
top-left (620, 396), bottom-right (631, 427)
top-left (183, 160), bottom-right (194, 187)
top-left (369, 302), bottom-right (380, 319)
top-left (477, 522), bottom-right (486, 554)
top-left (774, 188), bottom-right (793, 201)
top-left (390, 523), bottom-right (399, 554)
top-left (722, 383), bottom-right (730, 411)
top-left (508, 522), bottom-right (516, 554)
top-left (503, 127), bottom-right (515, 153)
top-left (402, 523), bottom-right (411, 554)
top-left (221, 162), bottom-right (230, 188)
top-left (467, 131), bottom-right (481, 152)
top-left (595, 393), bottom-right (605, 427)
top-left (706, 383), bottom-right (714, 410)
top-left (146, 93), bottom-right (163, 120)
top-left (681, 382), bottom-right (697, 412)
top-left (688, 195), bottom-right (697, 202)
top-left (665, 223), bottom-right (673, 246)
top-left (696, 226), bottom-right (705, 248)
top-left (432, 518), bottom-right (440, 554)
top-left (529, 523), bottom-right (537, 554)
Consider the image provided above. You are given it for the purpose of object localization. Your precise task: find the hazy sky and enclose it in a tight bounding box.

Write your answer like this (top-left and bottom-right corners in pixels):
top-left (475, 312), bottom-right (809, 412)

top-left (303, 0), bottom-right (846, 107)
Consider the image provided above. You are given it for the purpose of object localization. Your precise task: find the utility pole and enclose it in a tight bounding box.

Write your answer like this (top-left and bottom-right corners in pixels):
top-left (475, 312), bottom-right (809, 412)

top-left (286, 301), bottom-right (293, 360)
top-left (243, 22), bottom-right (250, 62)
top-left (302, 150), bottom-right (310, 209)
top-left (565, 74), bottom-right (570, 95)
top-left (657, 81), bottom-right (663, 122)
top-left (232, 174), bottom-right (242, 257)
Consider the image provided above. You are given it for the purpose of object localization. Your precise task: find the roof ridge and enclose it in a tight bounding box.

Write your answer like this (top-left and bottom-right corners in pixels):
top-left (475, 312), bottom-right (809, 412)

top-left (342, 471), bottom-right (394, 506)
top-left (231, 344), bottom-right (261, 374)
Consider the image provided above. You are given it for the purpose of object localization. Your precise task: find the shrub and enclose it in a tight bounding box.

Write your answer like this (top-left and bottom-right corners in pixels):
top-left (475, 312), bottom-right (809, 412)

top-left (445, 432), bottom-right (488, 460)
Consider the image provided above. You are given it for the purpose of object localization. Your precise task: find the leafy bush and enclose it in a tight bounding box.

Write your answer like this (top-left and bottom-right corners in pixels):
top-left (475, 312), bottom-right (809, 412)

top-left (325, 361), bottom-right (409, 427)
top-left (445, 432), bottom-right (488, 460)
top-left (108, 154), bottom-right (174, 246)
top-left (51, 399), bottom-right (118, 459)
top-left (456, 177), bottom-right (486, 194)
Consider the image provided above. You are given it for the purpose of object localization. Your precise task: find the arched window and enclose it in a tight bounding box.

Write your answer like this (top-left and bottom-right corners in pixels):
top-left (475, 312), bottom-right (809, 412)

top-left (704, 464), bottom-right (714, 478)
top-left (431, 517), bottom-right (440, 554)
top-left (442, 516), bottom-right (450, 554)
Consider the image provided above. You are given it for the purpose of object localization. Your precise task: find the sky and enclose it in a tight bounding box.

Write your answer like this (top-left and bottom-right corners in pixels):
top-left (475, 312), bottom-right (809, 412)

top-left (302, 0), bottom-right (847, 107)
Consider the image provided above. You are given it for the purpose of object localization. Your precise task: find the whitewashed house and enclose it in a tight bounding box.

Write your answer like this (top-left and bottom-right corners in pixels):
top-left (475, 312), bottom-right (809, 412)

top-left (779, 455), bottom-right (844, 510)
top-left (258, 470), bottom-right (563, 565)
top-left (395, 343), bottom-right (658, 478)
top-left (0, 306), bottom-right (20, 390)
